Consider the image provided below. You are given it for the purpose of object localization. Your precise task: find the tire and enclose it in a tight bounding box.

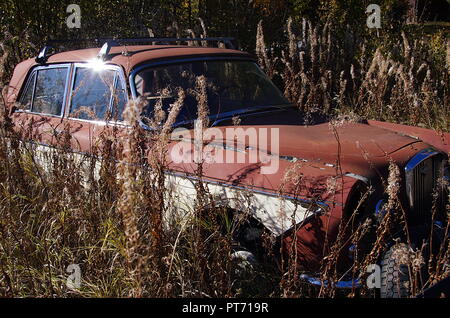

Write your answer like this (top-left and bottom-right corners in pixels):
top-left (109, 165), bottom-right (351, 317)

top-left (380, 244), bottom-right (411, 298)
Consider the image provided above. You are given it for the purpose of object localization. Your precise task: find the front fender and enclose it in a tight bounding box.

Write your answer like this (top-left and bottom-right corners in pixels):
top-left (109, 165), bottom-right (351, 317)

top-left (281, 176), bottom-right (361, 272)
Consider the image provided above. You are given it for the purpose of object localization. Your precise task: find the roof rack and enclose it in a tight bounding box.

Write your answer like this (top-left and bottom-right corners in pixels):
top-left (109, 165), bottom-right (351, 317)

top-left (35, 37), bottom-right (236, 64)
top-left (47, 37), bottom-right (235, 48)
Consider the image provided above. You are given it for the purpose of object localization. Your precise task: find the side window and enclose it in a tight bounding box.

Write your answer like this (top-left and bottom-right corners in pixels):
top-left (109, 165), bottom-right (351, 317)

top-left (70, 68), bottom-right (116, 120)
top-left (19, 72), bottom-right (36, 110)
top-left (111, 76), bottom-right (127, 122)
top-left (32, 67), bottom-right (68, 115)
top-left (18, 67), bottom-right (68, 115)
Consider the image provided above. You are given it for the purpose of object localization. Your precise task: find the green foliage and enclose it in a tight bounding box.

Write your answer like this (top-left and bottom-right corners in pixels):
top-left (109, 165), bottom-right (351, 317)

top-left (0, 1), bottom-right (445, 77)
top-left (429, 30), bottom-right (448, 69)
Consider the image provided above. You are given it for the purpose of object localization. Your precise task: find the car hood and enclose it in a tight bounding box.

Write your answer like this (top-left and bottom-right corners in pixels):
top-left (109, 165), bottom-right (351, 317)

top-left (267, 122), bottom-right (418, 157)
top-left (246, 122), bottom-right (426, 176)
top-left (169, 121), bottom-right (426, 184)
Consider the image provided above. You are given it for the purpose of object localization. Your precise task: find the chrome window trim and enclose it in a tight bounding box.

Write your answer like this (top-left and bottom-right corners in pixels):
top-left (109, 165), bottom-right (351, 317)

top-left (107, 72), bottom-right (119, 119)
top-left (16, 63), bottom-right (71, 118)
top-left (67, 62), bottom-right (129, 125)
top-left (66, 117), bottom-right (128, 127)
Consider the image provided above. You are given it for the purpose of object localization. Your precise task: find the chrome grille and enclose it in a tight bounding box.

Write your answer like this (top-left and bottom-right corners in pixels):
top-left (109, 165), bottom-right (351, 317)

top-left (405, 148), bottom-right (444, 223)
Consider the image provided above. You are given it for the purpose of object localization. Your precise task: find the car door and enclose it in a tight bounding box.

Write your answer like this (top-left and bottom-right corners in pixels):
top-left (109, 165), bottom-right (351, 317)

top-left (65, 63), bottom-right (128, 156)
top-left (11, 64), bottom-right (71, 148)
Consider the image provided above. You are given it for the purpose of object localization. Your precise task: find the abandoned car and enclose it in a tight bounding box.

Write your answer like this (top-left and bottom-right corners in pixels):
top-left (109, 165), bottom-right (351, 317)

top-left (4, 39), bottom-right (449, 297)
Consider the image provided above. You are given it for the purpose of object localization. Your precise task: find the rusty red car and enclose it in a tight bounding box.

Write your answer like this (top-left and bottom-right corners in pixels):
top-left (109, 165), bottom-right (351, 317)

top-left (4, 39), bottom-right (449, 297)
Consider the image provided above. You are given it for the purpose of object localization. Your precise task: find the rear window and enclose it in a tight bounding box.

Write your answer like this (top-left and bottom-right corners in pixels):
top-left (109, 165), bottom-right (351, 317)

top-left (19, 66), bottom-right (69, 116)
top-left (33, 68), bottom-right (68, 115)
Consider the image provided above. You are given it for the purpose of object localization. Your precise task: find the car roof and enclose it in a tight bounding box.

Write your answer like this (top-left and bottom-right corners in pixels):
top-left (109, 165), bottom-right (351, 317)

top-left (6, 45), bottom-right (254, 105)
top-left (36, 45), bottom-right (252, 70)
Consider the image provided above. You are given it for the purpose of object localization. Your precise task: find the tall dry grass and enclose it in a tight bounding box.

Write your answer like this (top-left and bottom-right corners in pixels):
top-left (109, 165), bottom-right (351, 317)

top-left (0, 18), bottom-right (448, 298)
top-left (0, 69), bottom-right (274, 297)
top-left (256, 18), bottom-right (449, 131)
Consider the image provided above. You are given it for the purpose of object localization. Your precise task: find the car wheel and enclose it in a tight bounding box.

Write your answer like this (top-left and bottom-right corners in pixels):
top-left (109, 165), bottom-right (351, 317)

top-left (380, 244), bottom-right (412, 298)
top-left (231, 248), bottom-right (258, 277)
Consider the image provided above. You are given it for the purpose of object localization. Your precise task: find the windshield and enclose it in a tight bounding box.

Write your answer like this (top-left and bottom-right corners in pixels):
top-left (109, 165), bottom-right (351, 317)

top-left (133, 60), bottom-right (290, 125)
